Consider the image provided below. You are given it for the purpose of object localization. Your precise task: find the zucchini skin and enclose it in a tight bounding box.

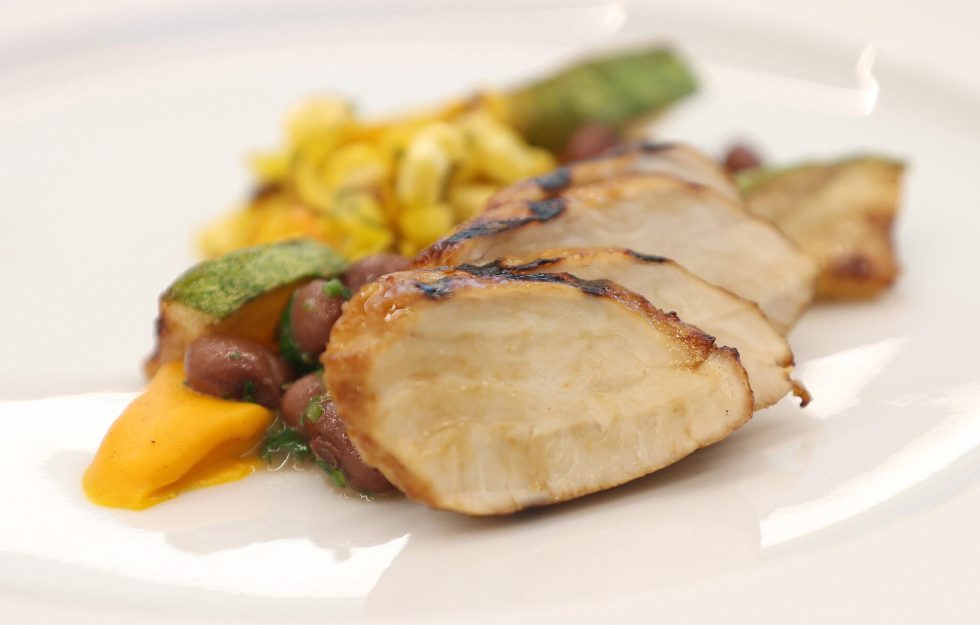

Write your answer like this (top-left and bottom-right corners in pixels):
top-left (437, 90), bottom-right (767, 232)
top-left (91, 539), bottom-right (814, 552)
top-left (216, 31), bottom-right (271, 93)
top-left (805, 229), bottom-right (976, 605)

top-left (505, 47), bottom-right (697, 151)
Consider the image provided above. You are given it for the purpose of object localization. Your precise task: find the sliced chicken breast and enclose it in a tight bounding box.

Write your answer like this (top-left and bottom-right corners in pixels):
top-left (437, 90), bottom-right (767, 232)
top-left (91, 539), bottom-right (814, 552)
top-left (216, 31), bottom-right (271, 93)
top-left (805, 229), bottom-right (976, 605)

top-left (416, 174), bottom-right (819, 332)
top-left (739, 157), bottom-right (905, 299)
top-left (325, 267), bottom-right (753, 515)
top-left (488, 141), bottom-right (740, 207)
top-left (488, 248), bottom-right (808, 410)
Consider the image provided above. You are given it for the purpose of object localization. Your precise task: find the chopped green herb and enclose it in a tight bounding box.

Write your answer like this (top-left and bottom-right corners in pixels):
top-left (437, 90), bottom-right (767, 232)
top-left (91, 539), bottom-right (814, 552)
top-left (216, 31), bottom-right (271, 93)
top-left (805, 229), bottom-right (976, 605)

top-left (241, 379), bottom-right (257, 403)
top-left (322, 278), bottom-right (352, 300)
top-left (279, 292), bottom-right (317, 371)
top-left (300, 396), bottom-right (325, 426)
top-left (316, 459), bottom-right (348, 488)
top-left (259, 419), bottom-right (312, 463)
top-left (227, 351), bottom-right (242, 361)
top-left (259, 418), bottom-right (359, 493)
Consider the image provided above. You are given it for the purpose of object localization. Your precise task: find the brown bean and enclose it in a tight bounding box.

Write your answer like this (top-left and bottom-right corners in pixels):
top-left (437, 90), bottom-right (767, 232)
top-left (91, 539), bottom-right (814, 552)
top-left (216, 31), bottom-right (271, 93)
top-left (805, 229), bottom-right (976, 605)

top-left (279, 371), bottom-right (395, 493)
top-left (343, 254), bottom-right (412, 292)
top-left (280, 372), bottom-right (325, 430)
top-left (184, 336), bottom-right (290, 407)
top-left (560, 122), bottom-right (620, 163)
top-left (290, 280), bottom-right (344, 358)
top-left (305, 397), bottom-right (396, 494)
top-left (723, 143), bottom-right (763, 173)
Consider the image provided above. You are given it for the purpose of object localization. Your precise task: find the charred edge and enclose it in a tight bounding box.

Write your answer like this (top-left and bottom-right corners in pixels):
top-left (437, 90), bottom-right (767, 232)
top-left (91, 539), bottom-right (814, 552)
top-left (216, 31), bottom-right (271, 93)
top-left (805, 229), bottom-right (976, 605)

top-left (533, 167), bottom-right (572, 193)
top-left (602, 140), bottom-right (672, 157)
top-left (668, 311), bottom-right (717, 345)
top-left (638, 141), bottom-right (675, 153)
top-left (456, 263), bottom-right (568, 285)
top-left (416, 280), bottom-right (454, 300)
top-left (624, 249), bottom-right (670, 264)
top-left (454, 264), bottom-right (617, 298)
top-left (443, 218), bottom-right (529, 245)
top-left (526, 196), bottom-right (567, 219)
top-left (472, 257), bottom-right (561, 274)
top-left (574, 278), bottom-right (615, 297)
top-left (441, 199), bottom-right (565, 246)
top-left (793, 381), bottom-right (812, 407)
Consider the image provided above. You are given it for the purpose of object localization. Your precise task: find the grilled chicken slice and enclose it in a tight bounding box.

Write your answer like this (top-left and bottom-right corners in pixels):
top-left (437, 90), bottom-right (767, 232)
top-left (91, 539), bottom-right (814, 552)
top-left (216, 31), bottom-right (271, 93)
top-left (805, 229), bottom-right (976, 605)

top-left (324, 267), bottom-right (753, 515)
top-left (416, 174), bottom-right (819, 332)
top-left (488, 141), bottom-right (741, 208)
top-left (739, 157), bottom-right (905, 299)
top-left (489, 248), bottom-right (807, 410)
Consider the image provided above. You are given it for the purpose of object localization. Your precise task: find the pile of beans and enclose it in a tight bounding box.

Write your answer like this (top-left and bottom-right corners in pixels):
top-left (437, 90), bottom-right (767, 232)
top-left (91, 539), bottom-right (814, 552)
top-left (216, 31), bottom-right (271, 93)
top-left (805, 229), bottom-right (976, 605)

top-left (183, 253), bottom-right (411, 493)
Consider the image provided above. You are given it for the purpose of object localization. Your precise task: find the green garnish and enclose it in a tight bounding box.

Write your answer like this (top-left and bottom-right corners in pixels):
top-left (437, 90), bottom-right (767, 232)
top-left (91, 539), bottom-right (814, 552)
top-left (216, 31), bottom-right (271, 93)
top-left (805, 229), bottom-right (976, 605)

top-left (227, 351), bottom-right (242, 361)
top-left (300, 396), bottom-right (325, 426)
top-left (278, 292), bottom-right (316, 371)
top-left (322, 278), bottom-right (352, 300)
top-left (259, 419), bottom-right (312, 463)
top-left (316, 460), bottom-right (348, 488)
top-left (241, 379), bottom-right (257, 403)
top-left (259, 417), bottom-right (360, 493)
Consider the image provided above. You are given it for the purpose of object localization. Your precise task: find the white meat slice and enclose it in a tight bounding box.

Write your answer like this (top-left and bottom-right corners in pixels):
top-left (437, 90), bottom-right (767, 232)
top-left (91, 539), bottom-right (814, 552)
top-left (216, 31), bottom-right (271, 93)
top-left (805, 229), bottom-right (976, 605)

top-left (487, 141), bottom-right (740, 207)
top-left (324, 267), bottom-right (753, 515)
top-left (490, 248), bottom-right (808, 410)
top-left (417, 173), bottom-right (818, 332)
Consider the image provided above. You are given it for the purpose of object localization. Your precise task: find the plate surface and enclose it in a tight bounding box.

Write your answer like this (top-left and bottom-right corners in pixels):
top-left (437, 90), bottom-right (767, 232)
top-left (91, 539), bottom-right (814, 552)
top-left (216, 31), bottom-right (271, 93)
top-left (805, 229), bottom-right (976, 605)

top-left (2, 3), bottom-right (980, 624)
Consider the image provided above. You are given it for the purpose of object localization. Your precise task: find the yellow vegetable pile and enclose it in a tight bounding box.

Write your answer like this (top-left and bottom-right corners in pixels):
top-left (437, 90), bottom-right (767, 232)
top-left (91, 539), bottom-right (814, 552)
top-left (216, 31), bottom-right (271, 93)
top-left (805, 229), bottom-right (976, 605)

top-left (199, 94), bottom-right (557, 259)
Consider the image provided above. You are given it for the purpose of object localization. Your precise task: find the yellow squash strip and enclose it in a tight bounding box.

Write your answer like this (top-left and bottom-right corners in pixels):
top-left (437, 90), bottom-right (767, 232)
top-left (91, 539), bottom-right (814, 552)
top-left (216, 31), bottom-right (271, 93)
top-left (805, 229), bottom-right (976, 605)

top-left (83, 362), bottom-right (274, 510)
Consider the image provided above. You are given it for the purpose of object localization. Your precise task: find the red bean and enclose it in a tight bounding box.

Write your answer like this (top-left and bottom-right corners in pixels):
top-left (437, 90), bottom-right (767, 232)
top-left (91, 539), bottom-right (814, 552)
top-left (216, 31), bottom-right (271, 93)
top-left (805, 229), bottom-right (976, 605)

top-left (723, 143), bottom-right (763, 173)
top-left (289, 280), bottom-right (344, 359)
top-left (307, 403), bottom-right (396, 494)
top-left (343, 254), bottom-right (412, 292)
top-left (280, 372), bottom-right (326, 430)
top-left (560, 122), bottom-right (620, 163)
top-left (184, 336), bottom-right (290, 407)
top-left (280, 372), bottom-right (397, 494)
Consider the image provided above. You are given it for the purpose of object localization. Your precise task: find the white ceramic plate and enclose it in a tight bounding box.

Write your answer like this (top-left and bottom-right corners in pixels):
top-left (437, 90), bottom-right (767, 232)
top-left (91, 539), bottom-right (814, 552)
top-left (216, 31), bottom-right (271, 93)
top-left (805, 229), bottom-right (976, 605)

top-left (3, 3), bottom-right (980, 624)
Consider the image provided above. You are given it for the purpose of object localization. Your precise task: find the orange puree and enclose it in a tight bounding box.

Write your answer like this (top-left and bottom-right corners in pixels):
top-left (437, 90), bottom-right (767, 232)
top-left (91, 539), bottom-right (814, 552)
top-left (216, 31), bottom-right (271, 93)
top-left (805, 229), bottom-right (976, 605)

top-left (83, 362), bottom-right (274, 510)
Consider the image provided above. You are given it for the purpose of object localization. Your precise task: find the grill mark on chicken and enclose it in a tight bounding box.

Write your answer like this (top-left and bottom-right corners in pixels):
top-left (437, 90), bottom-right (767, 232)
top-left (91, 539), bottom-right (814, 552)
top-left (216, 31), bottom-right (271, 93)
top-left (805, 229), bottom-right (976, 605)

top-left (472, 257), bottom-right (563, 273)
top-left (604, 140), bottom-right (674, 157)
top-left (417, 198), bottom-right (567, 266)
top-left (533, 167), bottom-right (572, 193)
top-left (438, 219), bottom-right (528, 246)
top-left (416, 280), bottom-right (455, 300)
top-left (526, 197), bottom-right (567, 219)
top-left (624, 250), bottom-right (670, 264)
top-left (638, 141), bottom-right (674, 153)
top-left (423, 264), bottom-right (623, 302)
